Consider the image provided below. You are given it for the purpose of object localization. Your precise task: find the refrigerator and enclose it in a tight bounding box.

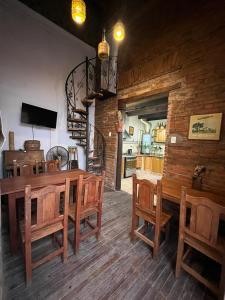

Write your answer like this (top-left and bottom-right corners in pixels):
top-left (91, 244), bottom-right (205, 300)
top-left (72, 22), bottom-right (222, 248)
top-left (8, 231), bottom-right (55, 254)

top-left (141, 134), bottom-right (151, 154)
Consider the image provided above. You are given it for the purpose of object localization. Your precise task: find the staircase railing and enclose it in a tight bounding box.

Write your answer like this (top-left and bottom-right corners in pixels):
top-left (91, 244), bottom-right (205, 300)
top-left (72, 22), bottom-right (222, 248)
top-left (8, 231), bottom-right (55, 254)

top-left (65, 56), bottom-right (117, 172)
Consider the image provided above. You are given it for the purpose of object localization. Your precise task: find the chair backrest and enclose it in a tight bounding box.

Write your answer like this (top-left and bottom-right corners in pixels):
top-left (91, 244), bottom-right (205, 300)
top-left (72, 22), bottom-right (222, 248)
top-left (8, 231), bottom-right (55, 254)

top-left (75, 171), bottom-right (105, 215)
top-left (24, 179), bottom-right (69, 235)
top-left (132, 174), bottom-right (162, 218)
top-left (42, 160), bottom-right (60, 173)
top-left (13, 161), bottom-right (37, 177)
top-left (180, 187), bottom-right (225, 247)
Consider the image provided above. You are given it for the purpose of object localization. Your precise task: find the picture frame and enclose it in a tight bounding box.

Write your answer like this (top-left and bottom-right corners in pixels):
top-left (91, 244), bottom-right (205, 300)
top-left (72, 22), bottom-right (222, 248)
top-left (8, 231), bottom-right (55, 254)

top-left (129, 126), bottom-right (134, 136)
top-left (188, 113), bottom-right (222, 140)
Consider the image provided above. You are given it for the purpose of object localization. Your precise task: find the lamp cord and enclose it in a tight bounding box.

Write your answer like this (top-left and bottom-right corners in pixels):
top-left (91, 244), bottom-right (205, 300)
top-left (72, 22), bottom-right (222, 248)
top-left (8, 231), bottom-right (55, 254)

top-left (32, 125), bottom-right (34, 140)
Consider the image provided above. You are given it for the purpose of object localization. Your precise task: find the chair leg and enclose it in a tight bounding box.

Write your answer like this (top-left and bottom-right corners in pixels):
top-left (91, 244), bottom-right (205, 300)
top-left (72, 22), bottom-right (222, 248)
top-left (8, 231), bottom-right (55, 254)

top-left (25, 242), bottom-right (32, 285)
top-left (63, 228), bottom-right (68, 263)
top-left (175, 237), bottom-right (184, 278)
top-left (131, 214), bottom-right (139, 241)
top-left (153, 226), bottom-right (160, 258)
top-left (74, 219), bottom-right (80, 254)
top-left (219, 257), bottom-right (225, 300)
top-left (96, 212), bottom-right (101, 240)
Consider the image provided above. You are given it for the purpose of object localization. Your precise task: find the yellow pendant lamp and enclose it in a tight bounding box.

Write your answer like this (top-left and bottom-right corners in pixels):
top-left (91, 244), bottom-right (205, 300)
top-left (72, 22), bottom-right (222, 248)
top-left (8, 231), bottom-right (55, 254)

top-left (71, 0), bottom-right (86, 25)
top-left (98, 29), bottom-right (110, 60)
top-left (113, 21), bottom-right (125, 42)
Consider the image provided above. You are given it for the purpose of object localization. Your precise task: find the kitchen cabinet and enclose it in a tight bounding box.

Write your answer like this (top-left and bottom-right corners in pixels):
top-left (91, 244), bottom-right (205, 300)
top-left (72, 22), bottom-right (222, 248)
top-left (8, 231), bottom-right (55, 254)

top-left (144, 156), bottom-right (153, 171)
top-left (154, 128), bottom-right (166, 143)
top-left (143, 156), bottom-right (164, 174)
top-left (152, 157), bottom-right (164, 174)
top-left (136, 156), bottom-right (144, 169)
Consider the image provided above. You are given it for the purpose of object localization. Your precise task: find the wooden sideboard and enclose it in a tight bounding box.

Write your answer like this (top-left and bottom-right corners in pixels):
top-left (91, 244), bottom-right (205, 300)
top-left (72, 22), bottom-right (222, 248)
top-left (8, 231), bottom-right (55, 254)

top-left (2, 150), bottom-right (44, 178)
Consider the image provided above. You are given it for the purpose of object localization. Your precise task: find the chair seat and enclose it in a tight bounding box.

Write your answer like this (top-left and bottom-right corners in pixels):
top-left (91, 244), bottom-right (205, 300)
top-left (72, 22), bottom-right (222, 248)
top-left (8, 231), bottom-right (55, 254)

top-left (20, 219), bottom-right (63, 243)
top-left (184, 233), bottom-right (225, 263)
top-left (68, 203), bottom-right (99, 221)
top-left (135, 207), bottom-right (172, 227)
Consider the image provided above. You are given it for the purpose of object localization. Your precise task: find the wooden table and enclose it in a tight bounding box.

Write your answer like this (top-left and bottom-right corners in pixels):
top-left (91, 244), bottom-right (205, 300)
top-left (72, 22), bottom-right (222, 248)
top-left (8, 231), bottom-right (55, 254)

top-left (162, 177), bottom-right (225, 207)
top-left (0, 169), bottom-right (90, 255)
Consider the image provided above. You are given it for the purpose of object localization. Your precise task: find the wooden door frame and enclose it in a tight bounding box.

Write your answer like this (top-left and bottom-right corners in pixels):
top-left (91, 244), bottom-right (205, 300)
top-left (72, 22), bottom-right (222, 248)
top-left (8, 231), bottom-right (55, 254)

top-left (115, 83), bottom-right (181, 190)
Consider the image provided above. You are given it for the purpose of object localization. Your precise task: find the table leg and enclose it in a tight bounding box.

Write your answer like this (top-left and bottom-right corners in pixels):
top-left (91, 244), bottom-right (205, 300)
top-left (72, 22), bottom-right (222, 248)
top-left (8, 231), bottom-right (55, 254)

top-left (8, 193), bottom-right (18, 255)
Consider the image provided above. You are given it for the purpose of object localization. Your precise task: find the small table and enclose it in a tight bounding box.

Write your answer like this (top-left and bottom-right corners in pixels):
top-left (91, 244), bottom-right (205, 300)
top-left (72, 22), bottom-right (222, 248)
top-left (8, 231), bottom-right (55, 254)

top-left (0, 169), bottom-right (90, 255)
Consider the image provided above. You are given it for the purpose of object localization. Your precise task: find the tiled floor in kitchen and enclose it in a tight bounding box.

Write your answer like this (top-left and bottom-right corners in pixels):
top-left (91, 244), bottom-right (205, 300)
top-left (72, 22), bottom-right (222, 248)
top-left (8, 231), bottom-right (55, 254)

top-left (121, 170), bottom-right (162, 194)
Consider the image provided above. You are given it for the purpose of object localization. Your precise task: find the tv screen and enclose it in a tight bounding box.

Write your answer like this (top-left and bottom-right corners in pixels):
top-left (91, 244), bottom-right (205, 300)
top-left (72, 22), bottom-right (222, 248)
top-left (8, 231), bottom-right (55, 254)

top-left (21, 103), bottom-right (57, 129)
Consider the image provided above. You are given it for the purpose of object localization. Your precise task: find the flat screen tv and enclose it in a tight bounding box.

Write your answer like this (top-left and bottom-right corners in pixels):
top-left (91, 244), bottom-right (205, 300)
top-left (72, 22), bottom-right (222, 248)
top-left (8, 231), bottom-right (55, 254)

top-left (21, 103), bottom-right (57, 129)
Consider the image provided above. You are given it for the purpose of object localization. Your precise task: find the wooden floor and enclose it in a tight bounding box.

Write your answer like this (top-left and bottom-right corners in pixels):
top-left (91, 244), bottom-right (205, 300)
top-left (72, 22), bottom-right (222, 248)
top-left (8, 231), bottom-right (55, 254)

top-left (3, 191), bottom-right (217, 300)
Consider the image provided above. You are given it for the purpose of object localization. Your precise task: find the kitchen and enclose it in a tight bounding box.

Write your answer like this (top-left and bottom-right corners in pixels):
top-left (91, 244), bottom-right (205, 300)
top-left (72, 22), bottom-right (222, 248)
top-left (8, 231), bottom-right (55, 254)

top-left (121, 96), bottom-right (168, 194)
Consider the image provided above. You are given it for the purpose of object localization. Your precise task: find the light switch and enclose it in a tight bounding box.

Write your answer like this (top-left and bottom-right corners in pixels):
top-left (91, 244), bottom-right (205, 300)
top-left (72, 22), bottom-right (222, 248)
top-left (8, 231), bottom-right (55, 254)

top-left (109, 132), bottom-right (112, 137)
top-left (171, 136), bottom-right (176, 144)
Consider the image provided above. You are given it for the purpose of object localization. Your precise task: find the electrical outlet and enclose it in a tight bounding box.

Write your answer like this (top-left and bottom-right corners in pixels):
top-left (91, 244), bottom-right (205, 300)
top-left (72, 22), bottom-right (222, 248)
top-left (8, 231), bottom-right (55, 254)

top-left (171, 136), bottom-right (176, 144)
top-left (109, 132), bottom-right (112, 137)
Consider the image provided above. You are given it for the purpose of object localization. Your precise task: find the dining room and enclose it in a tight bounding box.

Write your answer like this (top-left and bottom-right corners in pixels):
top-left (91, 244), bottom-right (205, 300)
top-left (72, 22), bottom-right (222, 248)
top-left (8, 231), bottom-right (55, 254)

top-left (1, 0), bottom-right (225, 299)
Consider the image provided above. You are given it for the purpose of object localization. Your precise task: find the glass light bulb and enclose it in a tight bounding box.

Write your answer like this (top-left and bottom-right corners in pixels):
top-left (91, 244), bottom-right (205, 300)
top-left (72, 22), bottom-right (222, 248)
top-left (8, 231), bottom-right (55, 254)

top-left (113, 22), bottom-right (125, 42)
top-left (72, 0), bottom-right (86, 25)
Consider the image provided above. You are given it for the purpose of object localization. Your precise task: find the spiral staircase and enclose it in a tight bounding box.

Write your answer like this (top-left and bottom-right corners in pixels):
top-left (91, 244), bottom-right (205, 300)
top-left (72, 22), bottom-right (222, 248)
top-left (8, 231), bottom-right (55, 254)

top-left (65, 56), bottom-right (117, 174)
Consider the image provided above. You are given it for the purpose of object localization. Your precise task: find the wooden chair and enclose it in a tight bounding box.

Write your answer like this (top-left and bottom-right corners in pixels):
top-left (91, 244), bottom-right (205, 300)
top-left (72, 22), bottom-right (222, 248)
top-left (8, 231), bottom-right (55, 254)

top-left (131, 174), bottom-right (172, 257)
top-left (13, 161), bottom-right (38, 177)
top-left (68, 171), bottom-right (105, 253)
top-left (42, 160), bottom-right (60, 173)
top-left (176, 187), bottom-right (225, 299)
top-left (19, 180), bottom-right (70, 284)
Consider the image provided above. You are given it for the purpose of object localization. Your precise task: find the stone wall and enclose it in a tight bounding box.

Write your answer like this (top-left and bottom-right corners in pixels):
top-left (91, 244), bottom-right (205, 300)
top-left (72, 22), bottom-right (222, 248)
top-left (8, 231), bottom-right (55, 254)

top-left (95, 1), bottom-right (225, 192)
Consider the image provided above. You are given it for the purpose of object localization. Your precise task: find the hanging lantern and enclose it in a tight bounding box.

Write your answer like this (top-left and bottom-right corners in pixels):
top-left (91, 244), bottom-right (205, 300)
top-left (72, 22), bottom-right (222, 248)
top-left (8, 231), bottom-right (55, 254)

top-left (71, 0), bottom-right (86, 25)
top-left (98, 29), bottom-right (110, 60)
top-left (113, 21), bottom-right (125, 42)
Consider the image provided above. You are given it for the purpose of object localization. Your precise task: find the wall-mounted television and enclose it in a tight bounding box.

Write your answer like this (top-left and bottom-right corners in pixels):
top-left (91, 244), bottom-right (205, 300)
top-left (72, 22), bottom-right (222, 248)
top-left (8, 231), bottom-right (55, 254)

top-left (21, 103), bottom-right (57, 129)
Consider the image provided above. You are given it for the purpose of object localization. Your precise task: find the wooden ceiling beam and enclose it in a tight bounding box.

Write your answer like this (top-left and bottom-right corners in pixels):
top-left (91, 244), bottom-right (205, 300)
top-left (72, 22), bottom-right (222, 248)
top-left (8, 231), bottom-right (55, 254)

top-left (126, 102), bottom-right (168, 117)
top-left (118, 83), bottom-right (181, 109)
top-left (138, 112), bottom-right (167, 121)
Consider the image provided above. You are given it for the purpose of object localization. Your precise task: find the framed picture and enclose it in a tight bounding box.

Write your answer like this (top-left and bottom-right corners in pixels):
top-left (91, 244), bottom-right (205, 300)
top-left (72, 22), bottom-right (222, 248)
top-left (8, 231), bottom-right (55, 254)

top-left (188, 113), bottom-right (222, 140)
top-left (129, 126), bottom-right (134, 136)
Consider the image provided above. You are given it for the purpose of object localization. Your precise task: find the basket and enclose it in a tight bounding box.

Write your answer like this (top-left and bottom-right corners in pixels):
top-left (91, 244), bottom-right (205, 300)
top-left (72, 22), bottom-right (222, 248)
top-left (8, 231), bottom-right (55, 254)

top-left (24, 140), bottom-right (40, 151)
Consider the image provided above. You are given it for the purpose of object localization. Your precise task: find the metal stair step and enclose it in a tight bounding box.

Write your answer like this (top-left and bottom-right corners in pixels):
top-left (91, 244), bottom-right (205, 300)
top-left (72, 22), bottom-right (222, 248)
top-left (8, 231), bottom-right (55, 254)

top-left (67, 118), bottom-right (87, 123)
top-left (89, 163), bottom-right (102, 168)
top-left (69, 136), bottom-right (87, 140)
top-left (81, 98), bottom-right (94, 107)
top-left (72, 108), bottom-right (87, 115)
top-left (87, 92), bottom-right (103, 99)
top-left (68, 128), bottom-right (86, 132)
top-left (88, 156), bottom-right (99, 161)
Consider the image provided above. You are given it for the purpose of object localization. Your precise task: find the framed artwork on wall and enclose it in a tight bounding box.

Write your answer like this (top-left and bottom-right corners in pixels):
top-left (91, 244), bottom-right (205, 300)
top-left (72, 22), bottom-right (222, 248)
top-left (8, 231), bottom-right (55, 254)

top-left (188, 112), bottom-right (222, 140)
top-left (129, 126), bottom-right (134, 136)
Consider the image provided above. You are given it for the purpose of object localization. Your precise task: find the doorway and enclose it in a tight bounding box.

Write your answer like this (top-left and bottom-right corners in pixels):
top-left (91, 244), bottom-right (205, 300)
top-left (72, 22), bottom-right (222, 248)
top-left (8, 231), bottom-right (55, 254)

top-left (118, 95), bottom-right (168, 194)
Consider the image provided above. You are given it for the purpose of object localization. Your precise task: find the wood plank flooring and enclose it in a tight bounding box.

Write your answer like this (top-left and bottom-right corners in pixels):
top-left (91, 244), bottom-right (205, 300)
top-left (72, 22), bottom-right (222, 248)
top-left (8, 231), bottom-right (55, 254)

top-left (2, 191), bottom-right (216, 300)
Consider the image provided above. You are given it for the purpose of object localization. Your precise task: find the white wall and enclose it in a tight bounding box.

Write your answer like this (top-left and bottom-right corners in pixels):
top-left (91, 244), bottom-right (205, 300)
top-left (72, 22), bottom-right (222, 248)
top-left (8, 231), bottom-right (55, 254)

top-left (0, 0), bottom-right (96, 177)
top-left (123, 115), bottom-right (145, 154)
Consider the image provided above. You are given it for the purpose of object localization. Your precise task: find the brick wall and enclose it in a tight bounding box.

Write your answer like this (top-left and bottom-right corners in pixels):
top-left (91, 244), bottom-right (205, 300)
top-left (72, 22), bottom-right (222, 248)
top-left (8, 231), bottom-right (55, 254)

top-left (95, 1), bottom-right (225, 192)
top-left (95, 98), bottom-right (118, 189)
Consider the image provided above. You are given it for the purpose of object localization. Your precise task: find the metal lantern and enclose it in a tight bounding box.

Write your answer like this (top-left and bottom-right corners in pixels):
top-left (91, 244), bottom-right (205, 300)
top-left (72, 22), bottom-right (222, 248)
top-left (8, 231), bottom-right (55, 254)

top-left (113, 21), bottom-right (125, 42)
top-left (71, 0), bottom-right (86, 25)
top-left (98, 29), bottom-right (110, 60)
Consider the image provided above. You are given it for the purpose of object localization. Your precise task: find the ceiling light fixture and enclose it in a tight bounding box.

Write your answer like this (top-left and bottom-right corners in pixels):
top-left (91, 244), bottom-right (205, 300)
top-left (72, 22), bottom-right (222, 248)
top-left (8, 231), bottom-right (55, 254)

top-left (113, 21), bottom-right (125, 42)
top-left (98, 29), bottom-right (110, 60)
top-left (71, 0), bottom-right (86, 25)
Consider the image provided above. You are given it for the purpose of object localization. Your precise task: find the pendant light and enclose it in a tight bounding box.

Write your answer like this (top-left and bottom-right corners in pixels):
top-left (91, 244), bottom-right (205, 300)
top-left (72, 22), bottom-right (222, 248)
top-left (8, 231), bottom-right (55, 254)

top-left (98, 29), bottom-right (110, 60)
top-left (71, 0), bottom-right (86, 25)
top-left (113, 21), bottom-right (125, 42)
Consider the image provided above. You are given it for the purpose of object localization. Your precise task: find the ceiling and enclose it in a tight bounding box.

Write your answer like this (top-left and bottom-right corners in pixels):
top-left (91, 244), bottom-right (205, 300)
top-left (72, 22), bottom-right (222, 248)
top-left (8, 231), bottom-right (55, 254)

top-left (19, 0), bottom-right (211, 69)
top-left (19, 0), bottom-right (103, 47)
